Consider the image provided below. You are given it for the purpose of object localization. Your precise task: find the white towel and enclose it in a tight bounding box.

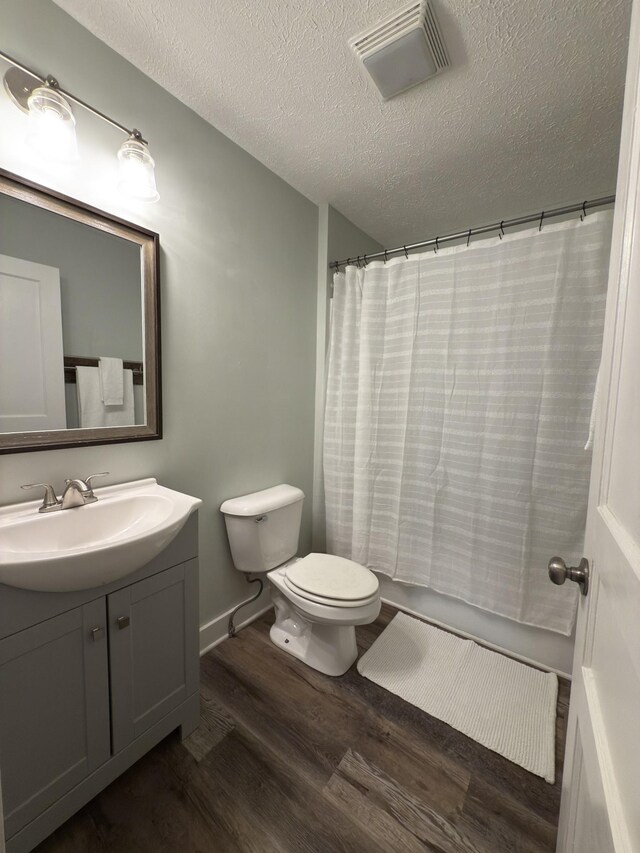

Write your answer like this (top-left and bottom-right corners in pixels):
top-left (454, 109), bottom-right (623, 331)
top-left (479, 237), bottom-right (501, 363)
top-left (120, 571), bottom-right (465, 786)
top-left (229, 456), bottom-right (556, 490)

top-left (76, 366), bottom-right (135, 427)
top-left (99, 356), bottom-right (124, 405)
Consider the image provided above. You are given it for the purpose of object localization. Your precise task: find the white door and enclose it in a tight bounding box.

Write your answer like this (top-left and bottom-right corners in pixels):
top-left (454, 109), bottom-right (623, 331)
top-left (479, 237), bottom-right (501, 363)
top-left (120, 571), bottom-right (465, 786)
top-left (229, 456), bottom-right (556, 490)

top-left (0, 254), bottom-right (66, 432)
top-left (556, 2), bottom-right (640, 850)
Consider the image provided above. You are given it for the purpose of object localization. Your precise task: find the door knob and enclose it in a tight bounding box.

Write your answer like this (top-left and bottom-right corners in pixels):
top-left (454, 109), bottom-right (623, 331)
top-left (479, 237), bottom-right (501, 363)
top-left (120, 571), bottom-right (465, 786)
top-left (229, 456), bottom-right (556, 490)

top-left (548, 556), bottom-right (589, 596)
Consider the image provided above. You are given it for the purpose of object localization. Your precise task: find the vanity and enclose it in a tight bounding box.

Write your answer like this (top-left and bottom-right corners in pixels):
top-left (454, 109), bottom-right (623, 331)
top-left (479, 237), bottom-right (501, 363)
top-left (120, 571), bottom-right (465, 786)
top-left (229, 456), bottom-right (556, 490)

top-left (0, 479), bottom-right (202, 853)
top-left (0, 168), bottom-right (200, 851)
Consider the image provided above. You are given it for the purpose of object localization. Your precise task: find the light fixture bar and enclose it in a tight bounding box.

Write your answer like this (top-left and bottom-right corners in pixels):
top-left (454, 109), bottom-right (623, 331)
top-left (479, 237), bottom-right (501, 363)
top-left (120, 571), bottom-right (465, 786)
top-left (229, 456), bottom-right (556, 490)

top-left (0, 48), bottom-right (147, 143)
top-left (0, 49), bottom-right (42, 83)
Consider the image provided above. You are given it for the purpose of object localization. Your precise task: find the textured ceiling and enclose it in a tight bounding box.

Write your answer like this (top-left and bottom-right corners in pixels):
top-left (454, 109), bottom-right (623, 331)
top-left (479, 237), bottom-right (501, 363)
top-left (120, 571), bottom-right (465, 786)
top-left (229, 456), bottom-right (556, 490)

top-left (53, 0), bottom-right (631, 246)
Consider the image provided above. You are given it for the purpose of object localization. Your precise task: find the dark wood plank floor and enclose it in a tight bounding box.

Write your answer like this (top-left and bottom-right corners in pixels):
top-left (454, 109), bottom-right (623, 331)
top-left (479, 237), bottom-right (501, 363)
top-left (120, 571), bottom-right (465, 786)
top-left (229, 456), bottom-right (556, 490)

top-left (36, 604), bottom-right (570, 853)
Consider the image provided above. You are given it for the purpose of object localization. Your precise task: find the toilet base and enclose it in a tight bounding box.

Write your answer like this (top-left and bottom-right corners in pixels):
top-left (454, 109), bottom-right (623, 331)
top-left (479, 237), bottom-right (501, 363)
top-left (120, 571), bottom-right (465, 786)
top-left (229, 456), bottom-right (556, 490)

top-left (269, 589), bottom-right (358, 676)
top-left (269, 621), bottom-right (358, 676)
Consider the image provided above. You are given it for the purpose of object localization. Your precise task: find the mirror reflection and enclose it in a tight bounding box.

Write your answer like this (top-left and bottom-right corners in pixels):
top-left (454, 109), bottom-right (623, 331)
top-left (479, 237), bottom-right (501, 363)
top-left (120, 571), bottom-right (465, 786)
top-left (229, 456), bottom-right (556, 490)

top-left (0, 192), bottom-right (145, 433)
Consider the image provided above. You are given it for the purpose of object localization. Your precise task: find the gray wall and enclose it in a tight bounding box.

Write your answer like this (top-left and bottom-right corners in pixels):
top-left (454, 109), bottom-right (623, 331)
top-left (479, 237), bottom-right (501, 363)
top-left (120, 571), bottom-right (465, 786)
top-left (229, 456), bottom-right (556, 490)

top-left (0, 0), bottom-right (318, 628)
top-left (325, 206), bottom-right (385, 271)
top-left (312, 205), bottom-right (382, 551)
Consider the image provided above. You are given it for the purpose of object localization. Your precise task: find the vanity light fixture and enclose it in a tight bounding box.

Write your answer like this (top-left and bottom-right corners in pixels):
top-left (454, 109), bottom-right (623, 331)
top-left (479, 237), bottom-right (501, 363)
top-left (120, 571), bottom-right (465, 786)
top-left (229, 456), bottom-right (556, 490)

top-left (1, 52), bottom-right (159, 202)
top-left (26, 81), bottom-right (78, 163)
top-left (117, 133), bottom-right (160, 202)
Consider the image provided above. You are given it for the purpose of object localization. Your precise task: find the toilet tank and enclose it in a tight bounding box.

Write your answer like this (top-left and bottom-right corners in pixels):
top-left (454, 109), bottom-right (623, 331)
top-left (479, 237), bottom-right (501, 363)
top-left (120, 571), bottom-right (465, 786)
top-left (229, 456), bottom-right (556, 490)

top-left (220, 484), bottom-right (304, 573)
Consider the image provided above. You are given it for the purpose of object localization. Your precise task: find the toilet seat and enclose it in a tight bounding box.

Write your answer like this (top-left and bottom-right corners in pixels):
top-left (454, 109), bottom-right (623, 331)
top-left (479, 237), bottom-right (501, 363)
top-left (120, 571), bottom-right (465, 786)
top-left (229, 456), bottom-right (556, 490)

top-left (284, 553), bottom-right (379, 607)
top-left (283, 576), bottom-right (379, 608)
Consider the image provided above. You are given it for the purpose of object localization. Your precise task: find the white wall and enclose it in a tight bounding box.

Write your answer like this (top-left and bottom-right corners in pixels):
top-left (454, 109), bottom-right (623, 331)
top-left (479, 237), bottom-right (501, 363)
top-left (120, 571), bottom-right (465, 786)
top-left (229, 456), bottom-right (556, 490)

top-left (0, 0), bottom-right (318, 630)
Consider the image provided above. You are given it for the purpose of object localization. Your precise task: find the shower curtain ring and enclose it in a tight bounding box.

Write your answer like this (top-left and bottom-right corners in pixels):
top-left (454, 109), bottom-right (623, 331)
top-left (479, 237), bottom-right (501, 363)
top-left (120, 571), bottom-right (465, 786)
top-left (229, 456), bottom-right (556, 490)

top-left (539, 211), bottom-right (545, 231)
top-left (404, 245), bottom-right (409, 259)
top-left (384, 250), bottom-right (388, 263)
top-left (467, 229), bottom-right (472, 247)
top-left (499, 220), bottom-right (505, 240)
top-left (434, 237), bottom-right (439, 254)
top-left (580, 200), bottom-right (587, 221)
top-left (363, 254), bottom-right (368, 267)
top-left (356, 256), bottom-right (361, 268)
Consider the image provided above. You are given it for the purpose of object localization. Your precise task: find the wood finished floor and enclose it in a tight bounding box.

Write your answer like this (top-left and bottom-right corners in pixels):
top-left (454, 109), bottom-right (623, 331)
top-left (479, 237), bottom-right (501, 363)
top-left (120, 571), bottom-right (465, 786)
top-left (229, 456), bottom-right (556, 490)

top-left (36, 604), bottom-right (570, 853)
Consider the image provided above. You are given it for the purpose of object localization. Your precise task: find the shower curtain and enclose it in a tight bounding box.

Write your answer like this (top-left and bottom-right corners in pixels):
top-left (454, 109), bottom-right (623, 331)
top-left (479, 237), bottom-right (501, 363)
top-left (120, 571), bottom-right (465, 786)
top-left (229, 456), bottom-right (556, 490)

top-left (324, 211), bottom-right (612, 635)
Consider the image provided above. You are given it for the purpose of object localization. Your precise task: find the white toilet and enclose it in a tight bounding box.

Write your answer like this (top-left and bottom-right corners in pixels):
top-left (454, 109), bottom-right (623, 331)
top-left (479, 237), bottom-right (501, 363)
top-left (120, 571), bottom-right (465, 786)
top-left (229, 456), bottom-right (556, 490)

top-left (220, 484), bottom-right (381, 676)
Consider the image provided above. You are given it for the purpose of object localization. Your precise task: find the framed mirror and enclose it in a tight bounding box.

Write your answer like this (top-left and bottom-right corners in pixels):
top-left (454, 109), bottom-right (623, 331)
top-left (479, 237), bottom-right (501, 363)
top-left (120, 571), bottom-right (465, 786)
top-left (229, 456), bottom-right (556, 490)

top-left (0, 169), bottom-right (161, 453)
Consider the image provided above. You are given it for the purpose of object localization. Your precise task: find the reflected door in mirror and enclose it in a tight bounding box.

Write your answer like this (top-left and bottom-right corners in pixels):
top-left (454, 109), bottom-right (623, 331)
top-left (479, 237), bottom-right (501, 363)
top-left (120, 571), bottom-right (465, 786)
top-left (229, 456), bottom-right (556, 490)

top-left (0, 254), bottom-right (66, 432)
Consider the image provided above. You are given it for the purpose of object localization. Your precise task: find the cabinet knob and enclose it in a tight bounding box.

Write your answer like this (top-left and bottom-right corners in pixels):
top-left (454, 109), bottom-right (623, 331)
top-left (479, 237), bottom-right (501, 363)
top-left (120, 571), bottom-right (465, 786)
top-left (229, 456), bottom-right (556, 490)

top-left (116, 615), bottom-right (130, 630)
top-left (90, 626), bottom-right (105, 641)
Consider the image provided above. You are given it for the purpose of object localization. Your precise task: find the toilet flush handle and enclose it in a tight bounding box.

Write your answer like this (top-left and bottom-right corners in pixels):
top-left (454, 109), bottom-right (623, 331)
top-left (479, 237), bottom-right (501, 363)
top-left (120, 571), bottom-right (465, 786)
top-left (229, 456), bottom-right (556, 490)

top-left (255, 515), bottom-right (268, 523)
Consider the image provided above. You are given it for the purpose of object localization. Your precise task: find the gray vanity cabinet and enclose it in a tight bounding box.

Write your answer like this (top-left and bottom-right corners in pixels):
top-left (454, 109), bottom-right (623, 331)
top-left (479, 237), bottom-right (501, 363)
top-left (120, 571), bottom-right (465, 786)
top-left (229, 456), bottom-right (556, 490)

top-left (0, 599), bottom-right (111, 839)
top-left (0, 515), bottom-right (200, 853)
top-left (108, 559), bottom-right (199, 754)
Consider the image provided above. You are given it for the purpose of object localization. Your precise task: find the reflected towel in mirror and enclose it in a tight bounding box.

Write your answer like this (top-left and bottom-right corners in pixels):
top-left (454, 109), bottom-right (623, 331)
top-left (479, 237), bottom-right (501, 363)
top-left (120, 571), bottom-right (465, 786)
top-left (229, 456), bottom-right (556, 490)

top-left (98, 356), bottom-right (124, 405)
top-left (76, 366), bottom-right (134, 427)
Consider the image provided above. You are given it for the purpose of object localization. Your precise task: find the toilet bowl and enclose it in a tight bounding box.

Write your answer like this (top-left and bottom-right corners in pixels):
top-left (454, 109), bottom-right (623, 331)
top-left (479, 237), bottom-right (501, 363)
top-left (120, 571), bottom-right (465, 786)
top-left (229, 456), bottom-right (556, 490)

top-left (220, 484), bottom-right (380, 676)
top-left (268, 554), bottom-right (381, 676)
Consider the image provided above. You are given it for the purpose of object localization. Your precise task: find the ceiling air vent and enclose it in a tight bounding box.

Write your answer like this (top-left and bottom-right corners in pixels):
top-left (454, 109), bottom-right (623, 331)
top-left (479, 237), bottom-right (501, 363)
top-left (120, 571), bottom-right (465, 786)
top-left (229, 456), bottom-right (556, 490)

top-left (350, 1), bottom-right (449, 100)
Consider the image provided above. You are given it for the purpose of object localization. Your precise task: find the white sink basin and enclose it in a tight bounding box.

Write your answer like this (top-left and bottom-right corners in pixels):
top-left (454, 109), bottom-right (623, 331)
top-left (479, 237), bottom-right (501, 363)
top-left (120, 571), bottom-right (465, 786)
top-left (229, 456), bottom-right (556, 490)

top-left (0, 478), bottom-right (202, 592)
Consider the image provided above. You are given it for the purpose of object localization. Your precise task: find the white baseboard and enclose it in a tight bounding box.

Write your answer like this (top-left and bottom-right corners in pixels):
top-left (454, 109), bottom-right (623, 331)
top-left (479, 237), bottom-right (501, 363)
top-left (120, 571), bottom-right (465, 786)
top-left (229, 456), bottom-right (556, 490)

top-left (199, 602), bottom-right (273, 656)
top-left (381, 596), bottom-right (572, 680)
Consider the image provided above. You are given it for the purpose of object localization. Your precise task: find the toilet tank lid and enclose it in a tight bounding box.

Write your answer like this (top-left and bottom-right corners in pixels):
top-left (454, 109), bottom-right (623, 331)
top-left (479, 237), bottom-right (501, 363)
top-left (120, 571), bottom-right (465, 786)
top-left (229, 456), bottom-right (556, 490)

top-left (220, 484), bottom-right (304, 517)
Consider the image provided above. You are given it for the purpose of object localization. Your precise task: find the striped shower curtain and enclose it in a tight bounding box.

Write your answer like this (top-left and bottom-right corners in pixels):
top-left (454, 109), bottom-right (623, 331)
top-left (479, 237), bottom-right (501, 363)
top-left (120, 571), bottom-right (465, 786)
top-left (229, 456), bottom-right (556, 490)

top-left (323, 212), bottom-right (612, 634)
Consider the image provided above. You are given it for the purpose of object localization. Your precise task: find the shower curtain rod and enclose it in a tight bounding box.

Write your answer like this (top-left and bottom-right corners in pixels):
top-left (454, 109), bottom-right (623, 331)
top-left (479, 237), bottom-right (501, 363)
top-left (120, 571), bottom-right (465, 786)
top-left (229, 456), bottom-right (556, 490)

top-left (329, 194), bottom-right (615, 270)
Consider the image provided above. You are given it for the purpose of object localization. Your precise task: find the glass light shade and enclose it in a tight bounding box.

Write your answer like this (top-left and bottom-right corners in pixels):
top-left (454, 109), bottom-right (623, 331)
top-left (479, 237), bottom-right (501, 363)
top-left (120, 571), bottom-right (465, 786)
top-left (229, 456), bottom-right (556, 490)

top-left (117, 137), bottom-right (160, 203)
top-left (26, 86), bottom-right (78, 162)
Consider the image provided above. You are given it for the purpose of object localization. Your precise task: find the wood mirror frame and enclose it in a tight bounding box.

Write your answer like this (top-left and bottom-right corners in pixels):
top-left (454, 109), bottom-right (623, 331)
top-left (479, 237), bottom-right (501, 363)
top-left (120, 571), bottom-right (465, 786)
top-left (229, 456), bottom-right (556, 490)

top-left (0, 169), bottom-right (161, 453)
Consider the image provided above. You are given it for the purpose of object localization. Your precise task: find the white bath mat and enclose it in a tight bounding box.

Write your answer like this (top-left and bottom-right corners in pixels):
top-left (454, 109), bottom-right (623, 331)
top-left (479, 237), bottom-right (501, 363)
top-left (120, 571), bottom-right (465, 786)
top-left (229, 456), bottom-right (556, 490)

top-left (357, 612), bottom-right (558, 783)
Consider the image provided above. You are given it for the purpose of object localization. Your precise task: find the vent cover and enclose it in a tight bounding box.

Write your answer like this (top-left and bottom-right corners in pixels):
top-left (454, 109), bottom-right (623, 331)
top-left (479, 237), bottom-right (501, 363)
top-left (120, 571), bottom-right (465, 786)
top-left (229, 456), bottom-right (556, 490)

top-left (350, 1), bottom-right (449, 100)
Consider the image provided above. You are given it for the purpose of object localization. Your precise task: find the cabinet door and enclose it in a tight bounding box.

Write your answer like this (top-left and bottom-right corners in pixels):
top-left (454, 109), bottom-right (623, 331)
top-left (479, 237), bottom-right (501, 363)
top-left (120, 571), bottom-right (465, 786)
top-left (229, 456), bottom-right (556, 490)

top-left (0, 599), bottom-right (110, 839)
top-left (108, 560), bottom-right (199, 754)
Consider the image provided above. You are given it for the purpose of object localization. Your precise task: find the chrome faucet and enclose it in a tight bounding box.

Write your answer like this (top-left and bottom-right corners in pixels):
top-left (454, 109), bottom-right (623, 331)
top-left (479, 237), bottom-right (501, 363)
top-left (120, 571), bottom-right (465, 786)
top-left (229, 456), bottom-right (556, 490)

top-left (21, 473), bottom-right (109, 513)
top-left (61, 477), bottom-right (100, 509)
